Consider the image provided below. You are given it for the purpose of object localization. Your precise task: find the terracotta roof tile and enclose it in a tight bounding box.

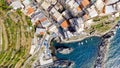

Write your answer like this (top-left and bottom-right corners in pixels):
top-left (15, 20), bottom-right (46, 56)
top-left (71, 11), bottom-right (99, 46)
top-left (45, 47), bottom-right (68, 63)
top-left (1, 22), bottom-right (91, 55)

top-left (83, 14), bottom-right (89, 20)
top-left (40, 17), bottom-right (47, 22)
top-left (77, 6), bottom-right (81, 11)
top-left (81, 0), bottom-right (90, 8)
top-left (40, 32), bottom-right (44, 35)
top-left (27, 7), bottom-right (34, 15)
top-left (61, 20), bottom-right (69, 29)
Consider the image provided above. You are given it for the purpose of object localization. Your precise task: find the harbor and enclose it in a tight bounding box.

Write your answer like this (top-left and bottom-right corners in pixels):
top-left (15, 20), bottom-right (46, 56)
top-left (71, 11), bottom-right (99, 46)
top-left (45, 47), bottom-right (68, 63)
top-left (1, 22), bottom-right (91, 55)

top-left (51, 36), bottom-right (101, 68)
top-left (49, 21), bottom-right (120, 68)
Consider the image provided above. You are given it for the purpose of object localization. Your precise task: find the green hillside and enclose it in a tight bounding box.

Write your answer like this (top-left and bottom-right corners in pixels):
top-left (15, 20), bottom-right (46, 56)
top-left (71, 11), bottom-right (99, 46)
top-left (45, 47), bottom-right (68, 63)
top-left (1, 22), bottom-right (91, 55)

top-left (0, 0), bottom-right (34, 68)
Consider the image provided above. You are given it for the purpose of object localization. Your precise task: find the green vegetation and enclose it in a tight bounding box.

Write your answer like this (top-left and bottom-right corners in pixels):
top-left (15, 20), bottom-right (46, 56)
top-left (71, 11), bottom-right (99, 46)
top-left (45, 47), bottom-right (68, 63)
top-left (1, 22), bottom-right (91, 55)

top-left (91, 21), bottom-right (111, 33)
top-left (16, 9), bottom-right (22, 16)
top-left (26, 16), bottom-right (32, 27)
top-left (0, 0), bottom-right (34, 68)
top-left (0, 0), bottom-right (12, 11)
top-left (86, 15), bottom-right (120, 34)
top-left (93, 16), bottom-right (108, 22)
top-left (2, 33), bottom-right (5, 50)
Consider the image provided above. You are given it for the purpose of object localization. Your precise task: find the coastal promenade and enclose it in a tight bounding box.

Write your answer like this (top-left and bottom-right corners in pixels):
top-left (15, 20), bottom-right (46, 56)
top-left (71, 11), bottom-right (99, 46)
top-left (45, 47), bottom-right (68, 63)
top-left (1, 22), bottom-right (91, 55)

top-left (62, 33), bottom-right (100, 43)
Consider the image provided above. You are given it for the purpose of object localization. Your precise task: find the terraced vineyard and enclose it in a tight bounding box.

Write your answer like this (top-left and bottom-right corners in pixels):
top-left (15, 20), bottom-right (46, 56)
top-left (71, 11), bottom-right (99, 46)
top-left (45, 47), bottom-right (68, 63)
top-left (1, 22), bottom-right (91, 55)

top-left (0, 0), bottom-right (34, 68)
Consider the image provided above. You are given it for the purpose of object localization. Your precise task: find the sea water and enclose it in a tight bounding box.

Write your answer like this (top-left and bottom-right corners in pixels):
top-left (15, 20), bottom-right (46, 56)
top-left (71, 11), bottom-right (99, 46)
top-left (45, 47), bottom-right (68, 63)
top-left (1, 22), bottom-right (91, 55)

top-left (104, 28), bottom-right (120, 68)
top-left (53, 36), bottom-right (101, 68)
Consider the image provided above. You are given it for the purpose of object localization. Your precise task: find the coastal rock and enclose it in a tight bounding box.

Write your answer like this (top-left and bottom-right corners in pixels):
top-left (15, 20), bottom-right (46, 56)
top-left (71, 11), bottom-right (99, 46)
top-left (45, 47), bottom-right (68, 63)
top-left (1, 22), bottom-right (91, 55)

top-left (52, 60), bottom-right (74, 68)
top-left (57, 48), bottom-right (73, 54)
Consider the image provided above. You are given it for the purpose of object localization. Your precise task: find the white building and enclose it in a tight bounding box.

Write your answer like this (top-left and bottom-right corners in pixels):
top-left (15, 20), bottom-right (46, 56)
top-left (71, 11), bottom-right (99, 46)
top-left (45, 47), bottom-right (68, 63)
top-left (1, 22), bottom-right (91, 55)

top-left (66, 0), bottom-right (75, 9)
top-left (41, 20), bottom-right (52, 28)
top-left (41, 1), bottom-right (51, 10)
top-left (22, 0), bottom-right (31, 7)
top-left (57, 15), bottom-right (65, 24)
top-left (45, 34), bottom-right (50, 41)
top-left (95, 0), bottom-right (105, 11)
top-left (31, 12), bottom-right (46, 25)
top-left (54, 2), bottom-right (63, 11)
top-left (50, 7), bottom-right (61, 20)
top-left (117, 2), bottom-right (120, 11)
top-left (77, 18), bottom-right (84, 27)
top-left (62, 10), bottom-right (71, 20)
top-left (87, 5), bottom-right (98, 18)
top-left (77, 18), bottom-right (84, 32)
top-left (10, 1), bottom-right (24, 10)
top-left (66, 31), bottom-right (73, 38)
top-left (106, 0), bottom-right (119, 5)
top-left (47, 0), bottom-right (57, 4)
top-left (105, 5), bottom-right (116, 14)
top-left (35, 28), bottom-right (46, 35)
top-left (49, 24), bottom-right (58, 33)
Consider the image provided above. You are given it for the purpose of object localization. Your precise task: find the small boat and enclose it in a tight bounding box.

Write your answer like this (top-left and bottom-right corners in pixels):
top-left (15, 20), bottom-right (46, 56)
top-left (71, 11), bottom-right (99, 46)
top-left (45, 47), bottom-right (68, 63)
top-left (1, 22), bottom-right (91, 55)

top-left (85, 40), bottom-right (88, 43)
top-left (113, 31), bottom-right (116, 34)
top-left (78, 42), bottom-right (81, 45)
top-left (81, 42), bottom-right (84, 45)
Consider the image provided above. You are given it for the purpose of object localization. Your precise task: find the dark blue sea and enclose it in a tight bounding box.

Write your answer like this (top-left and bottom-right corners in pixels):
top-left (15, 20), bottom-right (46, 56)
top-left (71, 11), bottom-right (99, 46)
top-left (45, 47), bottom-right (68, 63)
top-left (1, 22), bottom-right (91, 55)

top-left (53, 36), bottom-right (102, 68)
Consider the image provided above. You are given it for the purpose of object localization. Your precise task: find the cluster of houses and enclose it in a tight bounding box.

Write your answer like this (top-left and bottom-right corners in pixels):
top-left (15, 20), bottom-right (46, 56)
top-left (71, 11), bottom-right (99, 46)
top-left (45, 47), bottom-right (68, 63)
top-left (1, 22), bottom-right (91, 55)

top-left (7, 0), bottom-right (120, 67)
top-left (33, 0), bottom-right (120, 39)
top-left (7, 0), bottom-right (120, 40)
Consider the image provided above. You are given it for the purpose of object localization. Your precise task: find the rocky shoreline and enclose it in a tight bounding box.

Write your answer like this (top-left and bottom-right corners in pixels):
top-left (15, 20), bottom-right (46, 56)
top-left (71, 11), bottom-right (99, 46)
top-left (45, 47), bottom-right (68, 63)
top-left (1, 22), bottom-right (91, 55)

top-left (47, 59), bottom-right (74, 68)
top-left (94, 21), bottom-right (120, 68)
top-left (57, 47), bottom-right (73, 54)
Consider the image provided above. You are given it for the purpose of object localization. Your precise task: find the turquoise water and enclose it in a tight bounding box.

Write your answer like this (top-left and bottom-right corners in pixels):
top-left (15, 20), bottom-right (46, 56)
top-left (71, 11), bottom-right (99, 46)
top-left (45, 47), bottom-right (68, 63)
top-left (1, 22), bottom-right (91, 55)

top-left (53, 36), bottom-right (101, 68)
top-left (104, 28), bottom-right (120, 68)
